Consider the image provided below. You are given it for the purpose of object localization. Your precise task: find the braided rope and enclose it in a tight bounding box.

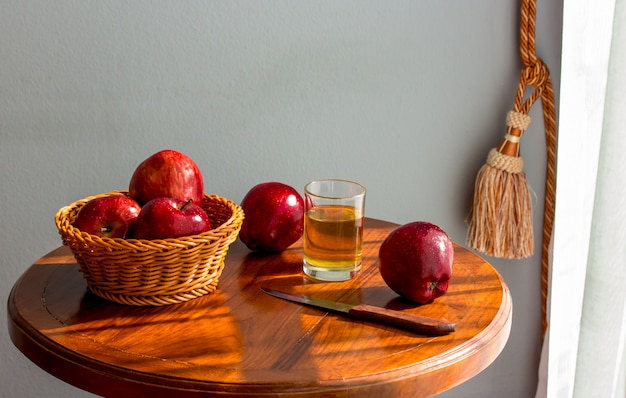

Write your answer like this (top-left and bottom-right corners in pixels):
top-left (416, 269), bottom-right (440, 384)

top-left (539, 73), bottom-right (557, 337)
top-left (515, 0), bottom-right (558, 337)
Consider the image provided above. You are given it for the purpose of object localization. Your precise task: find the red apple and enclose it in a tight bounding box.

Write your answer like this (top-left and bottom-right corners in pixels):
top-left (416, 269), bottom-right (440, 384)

top-left (239, 182), bottom-right (304, 252)
top-left (378, 221), bottom-right (454, 304)
top-left (129, 149), bottom-right (204, 206)
top-left (73, 195), bottom-right (142, 239)
top-left (133, 198), bottom-right (211, 239)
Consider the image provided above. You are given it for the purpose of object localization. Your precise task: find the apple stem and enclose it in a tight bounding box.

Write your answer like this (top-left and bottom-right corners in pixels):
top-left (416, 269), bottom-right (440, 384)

top-left (100, 226), bottom-right (112, 233)
top-left (181, 198), bottom-right (193, 211)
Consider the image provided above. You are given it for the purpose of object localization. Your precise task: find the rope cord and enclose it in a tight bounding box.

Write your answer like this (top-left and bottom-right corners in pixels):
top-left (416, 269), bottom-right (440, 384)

top-left (514, 0), bottom-right (557, 337)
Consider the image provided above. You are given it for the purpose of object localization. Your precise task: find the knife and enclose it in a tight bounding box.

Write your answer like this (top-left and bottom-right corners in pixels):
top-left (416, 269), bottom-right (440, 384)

top-left (260, 287), bottom-right (456, 336)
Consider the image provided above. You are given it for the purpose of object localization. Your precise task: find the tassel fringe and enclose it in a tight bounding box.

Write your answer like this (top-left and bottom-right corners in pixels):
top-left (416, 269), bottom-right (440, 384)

top-left (467, 148), bottom-right (533, 259)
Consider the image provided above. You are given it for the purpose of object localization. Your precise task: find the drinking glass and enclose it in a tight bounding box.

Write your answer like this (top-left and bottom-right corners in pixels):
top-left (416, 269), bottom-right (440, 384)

top-left (303, 179), bottom-right (366, 281)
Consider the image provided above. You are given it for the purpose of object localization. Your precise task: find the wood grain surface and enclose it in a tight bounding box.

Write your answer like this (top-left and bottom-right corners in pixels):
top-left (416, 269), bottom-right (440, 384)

top-left (8, 218), bottom-right (512, 397)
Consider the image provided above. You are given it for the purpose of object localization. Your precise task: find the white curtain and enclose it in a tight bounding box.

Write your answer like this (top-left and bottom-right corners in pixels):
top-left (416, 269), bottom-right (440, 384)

top-left (536, 0), bottom-right (626, 397)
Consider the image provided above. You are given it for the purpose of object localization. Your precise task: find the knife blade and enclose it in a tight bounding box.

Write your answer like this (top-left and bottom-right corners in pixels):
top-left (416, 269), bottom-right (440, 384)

top-left (260, 287), bottom-right (456, 336)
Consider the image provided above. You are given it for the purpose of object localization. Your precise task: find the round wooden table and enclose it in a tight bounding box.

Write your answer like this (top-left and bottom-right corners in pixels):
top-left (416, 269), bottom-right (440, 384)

top-left (8, 218), bottom-right (511, 397)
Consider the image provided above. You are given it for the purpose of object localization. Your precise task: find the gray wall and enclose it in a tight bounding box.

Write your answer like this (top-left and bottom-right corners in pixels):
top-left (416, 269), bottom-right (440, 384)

top-left (1, 1), bottom-right (562, 397)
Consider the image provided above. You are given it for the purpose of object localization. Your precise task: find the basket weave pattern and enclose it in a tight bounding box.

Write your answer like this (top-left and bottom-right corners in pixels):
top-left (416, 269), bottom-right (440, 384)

top-left (55, 191), bottom-right (244, 306)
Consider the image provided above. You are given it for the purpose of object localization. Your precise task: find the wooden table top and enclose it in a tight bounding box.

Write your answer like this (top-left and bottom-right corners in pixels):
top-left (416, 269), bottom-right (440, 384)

top-left (8, 218), bottom-right (512, 398)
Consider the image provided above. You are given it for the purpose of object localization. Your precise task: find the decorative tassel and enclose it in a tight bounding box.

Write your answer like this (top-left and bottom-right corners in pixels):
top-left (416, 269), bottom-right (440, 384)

top-left (471, 0), bottom-right (558, 334)
top-left (467, 111), bottom-right (533, 259)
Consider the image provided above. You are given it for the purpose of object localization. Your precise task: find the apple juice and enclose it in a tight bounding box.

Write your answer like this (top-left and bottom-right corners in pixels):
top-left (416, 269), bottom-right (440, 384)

top-left (303, 205), bottom-right (364, 270)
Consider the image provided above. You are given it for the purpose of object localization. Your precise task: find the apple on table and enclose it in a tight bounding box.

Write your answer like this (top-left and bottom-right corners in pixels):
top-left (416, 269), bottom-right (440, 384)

top-left (378, 221), bottom-right (454, 304)
top-left (239, 182), bottom-right (304, 253)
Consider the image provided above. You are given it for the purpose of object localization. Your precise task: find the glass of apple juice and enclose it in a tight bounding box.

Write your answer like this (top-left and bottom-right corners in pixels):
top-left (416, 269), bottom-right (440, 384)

top-left (303, 179), bottom-right (366, 281)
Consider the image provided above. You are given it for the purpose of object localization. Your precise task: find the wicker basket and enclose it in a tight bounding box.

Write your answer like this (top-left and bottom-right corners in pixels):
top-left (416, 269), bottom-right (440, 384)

top-left (55, 191), bottom-right (244, 306)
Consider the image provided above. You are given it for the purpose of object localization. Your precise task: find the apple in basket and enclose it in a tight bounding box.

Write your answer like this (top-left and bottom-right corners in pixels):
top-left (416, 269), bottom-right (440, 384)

top-left (239, 182), bottom-right (304, 252)
top-left (129, 149), bottom-right (204, 206)
top-left (133, 197), bottom-right (212, 239)
top-left (378, 221), bottom-right (454, 304)
top-left (73, 195), bottom-right (142, 239)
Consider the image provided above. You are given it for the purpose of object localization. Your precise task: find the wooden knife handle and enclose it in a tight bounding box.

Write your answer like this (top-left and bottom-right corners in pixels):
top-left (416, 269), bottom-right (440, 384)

top-left (348, 304), bottom-right (456, 336)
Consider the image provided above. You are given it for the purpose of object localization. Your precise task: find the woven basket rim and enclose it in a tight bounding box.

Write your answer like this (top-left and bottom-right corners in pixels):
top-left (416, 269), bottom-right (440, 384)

top-left (56, 190), bottom-right (243, 245)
